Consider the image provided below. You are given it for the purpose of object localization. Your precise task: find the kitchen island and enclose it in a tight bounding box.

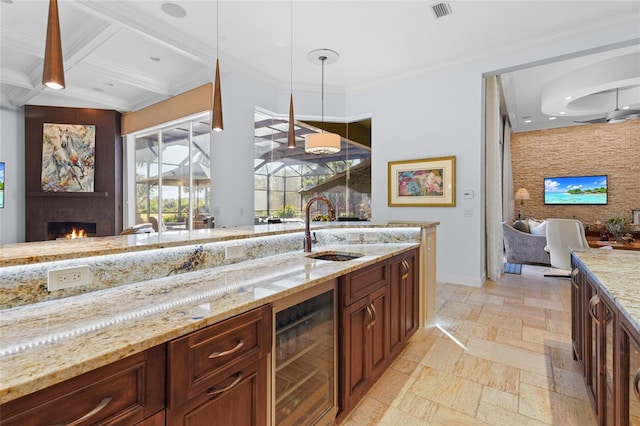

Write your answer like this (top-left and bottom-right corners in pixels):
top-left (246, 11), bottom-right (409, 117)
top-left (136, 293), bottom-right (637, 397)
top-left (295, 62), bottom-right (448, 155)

top-left (570, 249), bottom-right (640, 425)
top-left (0, 222), bottom-right (437, 411)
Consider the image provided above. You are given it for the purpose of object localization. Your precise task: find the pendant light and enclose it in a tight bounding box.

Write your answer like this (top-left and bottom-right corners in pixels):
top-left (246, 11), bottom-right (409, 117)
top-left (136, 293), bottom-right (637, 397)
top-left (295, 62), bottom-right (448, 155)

top-left (212, 0), bottom-right (223, 131)
top-left (287, 0), bottom-right (296, 149)
top-left (305, 49), bottom-right (341, 154)
top-left (42, 0), bottom-right (65, 90)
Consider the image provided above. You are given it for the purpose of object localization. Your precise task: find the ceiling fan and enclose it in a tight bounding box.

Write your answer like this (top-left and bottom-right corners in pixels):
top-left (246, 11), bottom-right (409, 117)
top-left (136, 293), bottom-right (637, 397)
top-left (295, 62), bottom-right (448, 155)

top-left (575, 87), bottom-right (640, 124)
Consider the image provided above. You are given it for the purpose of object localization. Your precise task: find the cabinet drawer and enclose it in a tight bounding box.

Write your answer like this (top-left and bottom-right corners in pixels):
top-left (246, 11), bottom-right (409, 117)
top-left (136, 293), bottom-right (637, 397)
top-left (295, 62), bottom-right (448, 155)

top-left (341, 261), bottom-right (388, 306)
top-left (168, 305), bottom-right (272, 407)
top-left (0, 345), bottom-right (165, 426)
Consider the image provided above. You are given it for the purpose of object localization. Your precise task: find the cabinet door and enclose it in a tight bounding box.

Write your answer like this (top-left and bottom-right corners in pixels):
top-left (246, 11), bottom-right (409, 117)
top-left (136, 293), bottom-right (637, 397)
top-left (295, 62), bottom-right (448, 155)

top-left (584, 278), bottom-right (600, 416)
top-left (341, 296), bottom-right (371, 409)
top-left (602, 294), bottom-right (616, 426)
top-left (369, 285), bottom-right (389, 380)
top-left (166, 358), bottom-right (268, 426)
top-left (0, 345), bottom-right (165, 426)
top-left (618, 319), bottom-right (640, 426)
top-left (570, 263), bottom-right (584, 364)
top-left (403, 251), bottom-right (419, 340)
top-left (389, 256), bottom-right (404, 357)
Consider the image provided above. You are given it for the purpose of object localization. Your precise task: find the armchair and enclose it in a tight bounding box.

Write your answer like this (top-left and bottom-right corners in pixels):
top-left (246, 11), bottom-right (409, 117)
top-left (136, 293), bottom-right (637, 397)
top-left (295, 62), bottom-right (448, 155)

top-left (502, 220), bottom-right (550, 265)
top-left (543, 218), bottom-right (590, 277)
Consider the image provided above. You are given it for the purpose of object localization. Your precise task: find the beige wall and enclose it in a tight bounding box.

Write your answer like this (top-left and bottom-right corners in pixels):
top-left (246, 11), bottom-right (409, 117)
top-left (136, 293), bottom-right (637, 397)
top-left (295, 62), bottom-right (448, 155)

top-left (510, 119), bottom-right (640, 227)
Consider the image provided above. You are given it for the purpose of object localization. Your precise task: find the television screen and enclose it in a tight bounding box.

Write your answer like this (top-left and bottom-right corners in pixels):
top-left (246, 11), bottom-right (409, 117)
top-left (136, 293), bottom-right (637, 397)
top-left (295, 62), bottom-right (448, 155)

top-left (544, 175), bottom-right (607, 205)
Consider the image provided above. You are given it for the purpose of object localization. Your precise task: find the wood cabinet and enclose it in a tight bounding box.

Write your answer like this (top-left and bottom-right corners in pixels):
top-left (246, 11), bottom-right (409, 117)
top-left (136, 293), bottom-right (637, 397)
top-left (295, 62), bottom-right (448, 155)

top-left (0, 345), bottom-right (165, 426)
top-left (338, 248), bottom-right (419, 420)
top-left (166, 305), bottom-right (272, 426)
top-left (617, 316), bottom-right (640, 426)
top-left (572, 256), bottom-right (640, 426)
top-left (389, 250), bottom-right (419, 359)
top-left (340, 263), bottom-right (390, 414)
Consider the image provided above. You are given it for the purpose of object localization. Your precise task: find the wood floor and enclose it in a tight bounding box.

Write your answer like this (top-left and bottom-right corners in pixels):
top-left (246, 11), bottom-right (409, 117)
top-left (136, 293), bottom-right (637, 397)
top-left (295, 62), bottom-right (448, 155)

top-left (341, 264), bottom-right (596, 425)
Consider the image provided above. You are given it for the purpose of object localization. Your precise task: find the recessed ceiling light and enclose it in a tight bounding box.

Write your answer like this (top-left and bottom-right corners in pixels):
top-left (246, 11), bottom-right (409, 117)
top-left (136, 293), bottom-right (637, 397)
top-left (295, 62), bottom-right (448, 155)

top-left (161, 3), bottom-right (186, 18)
top-left (622, 106), bottom-right (630, 110)
top-left (150, 56), bottom-right (161, 62)
top-left (559, 111), bottom-right (566, 115)
top-left (549, 116), bottom-right (557, 120)
top-left (565, 96), bottom-right (572, 101)
top-left (523, 117), bottom-right (532, 123)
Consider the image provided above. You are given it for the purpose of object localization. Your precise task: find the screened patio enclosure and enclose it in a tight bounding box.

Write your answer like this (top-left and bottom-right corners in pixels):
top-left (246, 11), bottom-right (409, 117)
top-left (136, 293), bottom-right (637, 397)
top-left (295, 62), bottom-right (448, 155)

top-left (134, 114), bottom-right (212, 231)
top-left (254, 111), bottom-right (372, 223)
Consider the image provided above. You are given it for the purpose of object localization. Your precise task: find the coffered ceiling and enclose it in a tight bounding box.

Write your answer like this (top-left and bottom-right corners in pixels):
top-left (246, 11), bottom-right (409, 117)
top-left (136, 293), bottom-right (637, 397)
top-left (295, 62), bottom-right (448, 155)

top-left (1, 1), bottom-right (639, 132)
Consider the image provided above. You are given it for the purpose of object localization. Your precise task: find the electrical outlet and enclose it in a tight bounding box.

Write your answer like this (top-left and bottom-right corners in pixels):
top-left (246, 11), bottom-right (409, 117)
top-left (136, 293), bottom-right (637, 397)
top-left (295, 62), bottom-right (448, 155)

top-left (225, 244), bottom-right (245, 260)
top-left (347, 232), bottom-right (362, 243)
top-left (364, 232), bottom-right (378, 242)
top-left (48, 266), bottom-right (90, 291)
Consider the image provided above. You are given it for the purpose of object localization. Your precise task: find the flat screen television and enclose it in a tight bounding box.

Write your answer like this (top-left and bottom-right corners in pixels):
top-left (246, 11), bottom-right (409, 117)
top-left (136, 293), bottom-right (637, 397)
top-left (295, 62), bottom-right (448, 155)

top-left (544, 175), bottom-right (607, 205)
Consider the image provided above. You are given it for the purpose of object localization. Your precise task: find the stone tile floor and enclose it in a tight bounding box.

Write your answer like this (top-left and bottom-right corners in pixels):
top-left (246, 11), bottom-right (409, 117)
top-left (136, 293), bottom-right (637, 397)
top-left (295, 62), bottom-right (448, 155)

top-left (341, 264), bottom-right (596, 425)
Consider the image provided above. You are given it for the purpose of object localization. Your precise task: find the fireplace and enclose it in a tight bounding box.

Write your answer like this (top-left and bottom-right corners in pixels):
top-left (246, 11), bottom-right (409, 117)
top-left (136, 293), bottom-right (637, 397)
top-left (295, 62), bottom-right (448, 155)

top-left (47, 222), bottom-right (97, 240)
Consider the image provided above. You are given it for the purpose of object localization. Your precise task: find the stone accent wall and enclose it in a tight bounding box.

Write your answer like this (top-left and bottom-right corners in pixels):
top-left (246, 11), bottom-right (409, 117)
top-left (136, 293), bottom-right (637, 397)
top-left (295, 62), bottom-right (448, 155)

top-left (510, 119), bottom-right (640, 228)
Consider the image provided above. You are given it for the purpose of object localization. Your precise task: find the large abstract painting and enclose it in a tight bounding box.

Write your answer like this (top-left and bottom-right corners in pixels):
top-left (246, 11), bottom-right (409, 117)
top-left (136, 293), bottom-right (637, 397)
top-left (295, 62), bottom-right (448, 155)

top-left (388, 156), bottom-right (456, 207)
top-left (41, 123), bottom-right (96, 192)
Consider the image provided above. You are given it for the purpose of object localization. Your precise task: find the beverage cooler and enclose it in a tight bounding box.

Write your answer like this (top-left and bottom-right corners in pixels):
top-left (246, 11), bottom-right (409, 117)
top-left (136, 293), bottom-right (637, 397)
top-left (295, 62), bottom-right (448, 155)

top-left (271, 280), bottom-right (337, 426)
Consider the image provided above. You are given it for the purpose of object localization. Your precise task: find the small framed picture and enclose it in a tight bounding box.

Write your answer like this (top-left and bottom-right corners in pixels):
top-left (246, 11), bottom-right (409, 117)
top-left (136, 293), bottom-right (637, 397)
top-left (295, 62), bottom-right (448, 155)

top-left (388, 156), bottom-right (456, 207)
top-left (632, 209), bottom-right (640, 225)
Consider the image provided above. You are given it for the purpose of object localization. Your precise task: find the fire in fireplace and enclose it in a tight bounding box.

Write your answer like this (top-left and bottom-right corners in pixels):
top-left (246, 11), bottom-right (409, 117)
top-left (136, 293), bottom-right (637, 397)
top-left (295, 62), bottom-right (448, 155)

top-left (47, 222), bottom-right (97, 240)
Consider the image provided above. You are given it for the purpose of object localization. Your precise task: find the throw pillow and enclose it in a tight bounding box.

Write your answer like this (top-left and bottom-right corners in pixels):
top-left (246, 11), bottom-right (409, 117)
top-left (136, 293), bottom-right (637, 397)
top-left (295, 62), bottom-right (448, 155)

top-left (513, 220), bottom-right (530, 233)
top-left (529, 219), bottom-right (547, 236)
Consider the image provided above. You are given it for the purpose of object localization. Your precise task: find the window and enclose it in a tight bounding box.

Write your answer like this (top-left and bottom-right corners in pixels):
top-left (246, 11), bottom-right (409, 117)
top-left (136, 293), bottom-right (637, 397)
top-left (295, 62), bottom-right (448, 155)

top-left (254, 111), bottom-right (372, 223)
top-left (128, 112), bottom-right (212, 232)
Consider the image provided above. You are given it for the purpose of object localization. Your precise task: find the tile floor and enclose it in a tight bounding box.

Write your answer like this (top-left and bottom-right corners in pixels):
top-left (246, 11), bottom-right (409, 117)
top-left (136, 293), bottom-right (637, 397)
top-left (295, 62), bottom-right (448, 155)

top-left (341, 264), bottom-right (596, 425)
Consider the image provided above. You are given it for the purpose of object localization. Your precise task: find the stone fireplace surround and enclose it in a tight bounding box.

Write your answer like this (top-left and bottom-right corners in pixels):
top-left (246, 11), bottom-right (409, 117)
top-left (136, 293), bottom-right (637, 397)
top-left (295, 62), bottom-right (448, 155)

top-left (24, 106), bottom-right (123, 242)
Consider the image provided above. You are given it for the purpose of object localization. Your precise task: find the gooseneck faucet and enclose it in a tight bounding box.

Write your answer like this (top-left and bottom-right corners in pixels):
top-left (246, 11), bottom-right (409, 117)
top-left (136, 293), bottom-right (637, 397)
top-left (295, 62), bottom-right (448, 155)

top-left (304, 196), bottom-right (336, 252)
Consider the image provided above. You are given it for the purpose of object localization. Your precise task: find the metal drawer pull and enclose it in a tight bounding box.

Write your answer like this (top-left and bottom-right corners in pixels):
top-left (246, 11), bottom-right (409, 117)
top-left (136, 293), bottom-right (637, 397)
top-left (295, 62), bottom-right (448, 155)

top-left (208, 338), bottom-right (245, 358)
top-left (634, 368), bottom-right (640, 402)
top-left (366, 305), bottom-right (373, 329)
top-left (401, 260), bottom-right (409, 280)
top-left (370, 303), bottom-right (377, 328)
top-left (572, 268), bottom-right (579, 277)
top-left (206, 372), bottom-right (243, 396)
top-left (589, 294), bottom-right (600, 325)
top-left (51, 396), bottom-right (112, 426)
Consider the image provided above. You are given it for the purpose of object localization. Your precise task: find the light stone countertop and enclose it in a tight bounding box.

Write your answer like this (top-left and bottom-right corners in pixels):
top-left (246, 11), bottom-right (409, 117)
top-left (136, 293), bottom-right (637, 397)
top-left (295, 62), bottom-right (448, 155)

top-left (0, 221), bottom-right (438, 267)
top-left (572, 249), bottom-right (640, 334)
top-left (0, 242), bottom-right (419, 404)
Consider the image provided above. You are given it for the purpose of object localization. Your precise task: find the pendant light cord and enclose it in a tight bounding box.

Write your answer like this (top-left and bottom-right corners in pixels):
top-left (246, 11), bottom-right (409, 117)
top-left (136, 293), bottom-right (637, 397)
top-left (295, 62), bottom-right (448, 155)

top-left (216, 0), bottom-right (219, 58)
top-left (290, 0), bottom-right (293, 94)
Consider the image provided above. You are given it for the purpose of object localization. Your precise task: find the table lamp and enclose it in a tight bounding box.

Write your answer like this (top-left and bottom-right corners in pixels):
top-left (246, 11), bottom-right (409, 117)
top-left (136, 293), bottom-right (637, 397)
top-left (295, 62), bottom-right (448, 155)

top-left (515, 188), bottom-right (530, 220)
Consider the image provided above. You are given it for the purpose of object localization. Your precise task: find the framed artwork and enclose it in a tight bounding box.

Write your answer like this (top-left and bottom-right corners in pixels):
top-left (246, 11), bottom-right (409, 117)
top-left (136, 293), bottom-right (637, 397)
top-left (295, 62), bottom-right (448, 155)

top-left (0, 162), bottom-right (4, 208)
top-left (632, 209), bottom-right (640, 225)
top-left (388, 156), bottom-right (456, 207)
top-left (41, 123), bottom-right (96, 192)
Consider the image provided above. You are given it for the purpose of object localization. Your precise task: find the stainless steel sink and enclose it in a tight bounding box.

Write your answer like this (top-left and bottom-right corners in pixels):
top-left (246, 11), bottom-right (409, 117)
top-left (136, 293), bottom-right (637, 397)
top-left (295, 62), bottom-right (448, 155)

top-left (306, 251), bottom-right (363, 261)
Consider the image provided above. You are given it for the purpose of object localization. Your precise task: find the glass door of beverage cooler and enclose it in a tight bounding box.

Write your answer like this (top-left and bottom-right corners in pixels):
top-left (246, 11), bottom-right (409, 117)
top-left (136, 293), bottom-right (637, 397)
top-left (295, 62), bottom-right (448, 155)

top-left (272, 280), bottom-right (337, 426)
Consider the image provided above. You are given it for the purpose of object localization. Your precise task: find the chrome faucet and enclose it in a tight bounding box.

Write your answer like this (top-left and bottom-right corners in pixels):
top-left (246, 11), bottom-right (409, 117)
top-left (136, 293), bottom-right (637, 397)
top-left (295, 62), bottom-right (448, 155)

top-left (304, 196), bottom-right (336, 252)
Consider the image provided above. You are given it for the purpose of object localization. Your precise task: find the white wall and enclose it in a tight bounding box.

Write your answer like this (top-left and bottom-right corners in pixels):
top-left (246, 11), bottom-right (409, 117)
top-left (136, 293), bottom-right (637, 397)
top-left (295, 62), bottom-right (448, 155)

top-left (346, 30), bottom-right (640, 287)
top-left (0, 107), bottom-right (25, 244)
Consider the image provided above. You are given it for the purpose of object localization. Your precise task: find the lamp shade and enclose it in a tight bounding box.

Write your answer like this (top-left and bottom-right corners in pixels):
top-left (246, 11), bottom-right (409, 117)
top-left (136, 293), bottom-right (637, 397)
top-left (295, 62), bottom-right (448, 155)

top-left (305, 132), bottom-right (341, 154)
top-left (42, 0), bottom-right (65, 90)
top-left (515, 188), bottom-right (530, 201)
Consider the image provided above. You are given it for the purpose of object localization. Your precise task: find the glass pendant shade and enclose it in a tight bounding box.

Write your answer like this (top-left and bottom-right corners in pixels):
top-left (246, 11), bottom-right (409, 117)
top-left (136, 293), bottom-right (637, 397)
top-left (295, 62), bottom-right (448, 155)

top-left (305, 132), bottom-right (341, 154)
top-left (42, 0), bottom-right (65, 90)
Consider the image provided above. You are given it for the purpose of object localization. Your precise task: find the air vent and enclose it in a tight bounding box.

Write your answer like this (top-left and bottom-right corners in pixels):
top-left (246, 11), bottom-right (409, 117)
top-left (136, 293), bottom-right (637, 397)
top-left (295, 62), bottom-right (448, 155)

top-left (431, 2), bottom-right (452, 18)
